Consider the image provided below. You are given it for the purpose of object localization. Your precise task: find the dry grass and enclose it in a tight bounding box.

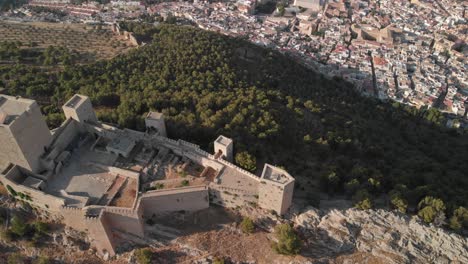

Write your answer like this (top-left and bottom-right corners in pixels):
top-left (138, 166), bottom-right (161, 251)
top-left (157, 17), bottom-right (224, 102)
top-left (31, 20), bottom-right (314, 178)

top-left (0, 21), bottom-right (133, 61)
top-left (110, 179), bottom-right (137, 208)
top-left (0, 183), bottom-right (8, 196)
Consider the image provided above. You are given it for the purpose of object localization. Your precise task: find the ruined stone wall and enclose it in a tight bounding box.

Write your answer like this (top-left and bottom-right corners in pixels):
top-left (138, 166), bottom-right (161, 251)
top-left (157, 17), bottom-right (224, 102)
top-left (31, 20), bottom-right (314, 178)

top-left (139, 186), bottom-right (209, 217)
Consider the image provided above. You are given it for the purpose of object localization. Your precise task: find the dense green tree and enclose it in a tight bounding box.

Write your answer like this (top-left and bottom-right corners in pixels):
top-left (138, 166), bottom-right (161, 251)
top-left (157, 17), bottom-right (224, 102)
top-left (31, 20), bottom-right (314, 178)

top-left (7, 252), bottom-right (25, 264)
top-left (449, 207), bottom-right (468, 231)
top-left (352, 189), bottom-right (372, 210)
top-left (235, 151), bottom-right (257, 172)
top-left (391, 195), bottom-right (408, 213)
top-left (10, 216), bottom-right (28, 237)
top-left (0, 24), bottom-right (467, 220)
top-left (240, 217), bottom-right (255, 234)
top-left (135, 248), bottom-right (153, 264)
top-left (34, 255), bottom-right (51, 264)
top-left (272, 224), bottom-right (302, 255)
top-left (344, 179), bottom-right (360, 195)
top-left (418, 196), bottom-right (446, 225)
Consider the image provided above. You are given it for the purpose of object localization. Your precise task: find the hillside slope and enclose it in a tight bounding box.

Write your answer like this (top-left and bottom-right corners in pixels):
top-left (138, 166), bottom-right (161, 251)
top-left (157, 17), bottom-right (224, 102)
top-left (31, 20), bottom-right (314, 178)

top-left (295, 207), bottom-right (468, 263)
top-left (1, 24), bottom-right (467, 222)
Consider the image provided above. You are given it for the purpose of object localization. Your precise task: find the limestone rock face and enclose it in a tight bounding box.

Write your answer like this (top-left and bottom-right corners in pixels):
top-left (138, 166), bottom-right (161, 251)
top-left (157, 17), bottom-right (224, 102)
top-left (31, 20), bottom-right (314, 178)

top-left (294, 208), bottom-right (468, 263)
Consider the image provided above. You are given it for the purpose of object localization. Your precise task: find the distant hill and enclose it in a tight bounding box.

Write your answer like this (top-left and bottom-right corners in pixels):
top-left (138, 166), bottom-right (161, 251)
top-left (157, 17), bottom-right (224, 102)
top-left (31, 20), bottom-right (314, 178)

top-left (1, 24), bottom-right (467, 228)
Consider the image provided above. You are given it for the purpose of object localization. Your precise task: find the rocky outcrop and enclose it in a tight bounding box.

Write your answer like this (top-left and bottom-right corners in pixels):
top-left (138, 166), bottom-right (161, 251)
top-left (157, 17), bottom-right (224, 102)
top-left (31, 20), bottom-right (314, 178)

top-left (294, 207), bottom-right (468, 263)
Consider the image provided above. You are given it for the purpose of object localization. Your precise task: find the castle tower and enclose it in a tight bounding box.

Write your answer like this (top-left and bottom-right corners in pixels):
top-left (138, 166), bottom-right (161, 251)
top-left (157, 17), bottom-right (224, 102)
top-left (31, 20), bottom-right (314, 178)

top-left (214, 135), bottom-right (233, 162)
top-left (0, 95), bottom-right (52, 173)
top-left (145, 111), bottom-right (167, 137)
top-left (258, 164), bottom-right (295, 215)
top-left (62, 94), bottom-right (98, 124)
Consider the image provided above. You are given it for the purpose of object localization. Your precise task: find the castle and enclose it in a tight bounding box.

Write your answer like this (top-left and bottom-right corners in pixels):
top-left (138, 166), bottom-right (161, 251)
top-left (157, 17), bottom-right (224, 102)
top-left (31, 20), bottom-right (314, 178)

top-left (0, 94), bottom-right (294, 257)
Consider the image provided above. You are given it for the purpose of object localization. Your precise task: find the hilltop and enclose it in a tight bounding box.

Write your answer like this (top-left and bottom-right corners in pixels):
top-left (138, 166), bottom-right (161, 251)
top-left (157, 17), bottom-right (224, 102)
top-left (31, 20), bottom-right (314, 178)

top-left (0, 24), bottom-right (467, 229)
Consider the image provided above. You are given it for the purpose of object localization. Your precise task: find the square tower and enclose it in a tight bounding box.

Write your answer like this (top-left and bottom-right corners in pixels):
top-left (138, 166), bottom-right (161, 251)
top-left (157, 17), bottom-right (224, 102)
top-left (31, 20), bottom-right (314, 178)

top-left (0, 95), bottom-right (52, 173)
top-left (145, 111), bottom-right (167, 137)
top-left (214, 135), bottom-right (233, 162)
top-left (62, 94), bottom-right (98, 124)
top-left (258, 164), bottom-right (295, 215)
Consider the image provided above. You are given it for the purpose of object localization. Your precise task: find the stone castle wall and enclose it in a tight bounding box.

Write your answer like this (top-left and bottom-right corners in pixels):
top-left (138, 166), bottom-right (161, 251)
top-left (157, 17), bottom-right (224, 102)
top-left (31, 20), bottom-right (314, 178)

top-left (86, 214), bottom-right (116, 256)
top-left (1, 166), bottom-right (65, 211)
top-left (209, 183), bottom-right (257, 208)
top-left (102, 208), bottom-right (144, 237)
top-left (258, 179), bottom-right (294, 215)
top-left (139, 186), bottom-right (209, 217)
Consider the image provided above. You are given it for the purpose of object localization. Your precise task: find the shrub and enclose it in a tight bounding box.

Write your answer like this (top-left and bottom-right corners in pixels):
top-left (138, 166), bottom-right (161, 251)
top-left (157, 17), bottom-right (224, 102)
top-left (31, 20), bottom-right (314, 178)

top-left (390, 195), bottom-right (408, 213)
top-left (213, 257), bottom-right (225, 264)
top-left (306, 191), bottom-right (321, 207)
top-left (344, 179), bottom-right (360, 195)
top-left (417, 196), bottom-right (446, 225)
top-left (235, 151), bottom-right (256, 172)
top-left (11, 216), bottom-right (28, 237)
top-left (272, 224), bottom-right (301, 255)
top-left (352, 190), bottom-right (372, 210)
top-left (135, 248), bottom-right (153, 264)
top-left (8, 252), bottom-right (25, 264)
top-left (0, 229), bottom-right (14, 242)
top-left (449, 206), bottom-right (468, 231)
top-left (240, 217), bottom-right (255, 234)
top-left (155, 183), bottom-right (164, 189)
top-left (145, 218), bottom-right (155, 226)
top-left (33, 221), bottom-right (49, 234)
top-left (6, 185), bottom-right (17, 196)
top-left (355, 198), bottom-right (372, 210)
top-left (35, 255), bottom-right (51, 264)
top-left (180, 180), bottom-right (189, 187)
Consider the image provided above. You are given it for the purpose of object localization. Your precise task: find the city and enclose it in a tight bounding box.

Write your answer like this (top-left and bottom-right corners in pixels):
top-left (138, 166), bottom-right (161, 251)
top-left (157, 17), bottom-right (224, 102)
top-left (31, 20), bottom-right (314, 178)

top-left (0, 0), bottom-right (467, 263)
top-left (3, 0), bottom-right (467, 128)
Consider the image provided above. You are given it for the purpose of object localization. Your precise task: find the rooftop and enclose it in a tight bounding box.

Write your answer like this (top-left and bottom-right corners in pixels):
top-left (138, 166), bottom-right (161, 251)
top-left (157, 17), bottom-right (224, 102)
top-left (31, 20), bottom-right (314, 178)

top-left (146, 111), bottom-right (164, 120)
top-left (261, 164), bottom-right (293, 184)
top-left (0, 95), bottom-right (36, 125)
top-left (63, 94), bottom-right (87, 109)
top-left (215, 135), bottom-right (233, 146)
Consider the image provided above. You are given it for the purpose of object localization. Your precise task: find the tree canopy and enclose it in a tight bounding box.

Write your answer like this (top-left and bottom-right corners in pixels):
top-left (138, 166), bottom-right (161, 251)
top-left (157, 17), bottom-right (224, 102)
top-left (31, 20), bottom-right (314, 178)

top-left (0, 24), bottom-right (467, 220)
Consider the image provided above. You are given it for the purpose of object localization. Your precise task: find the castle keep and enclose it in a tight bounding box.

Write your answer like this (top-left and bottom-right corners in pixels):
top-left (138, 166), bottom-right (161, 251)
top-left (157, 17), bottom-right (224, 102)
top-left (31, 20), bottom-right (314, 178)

top-left (0, 94), bottom-right (294, 257)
